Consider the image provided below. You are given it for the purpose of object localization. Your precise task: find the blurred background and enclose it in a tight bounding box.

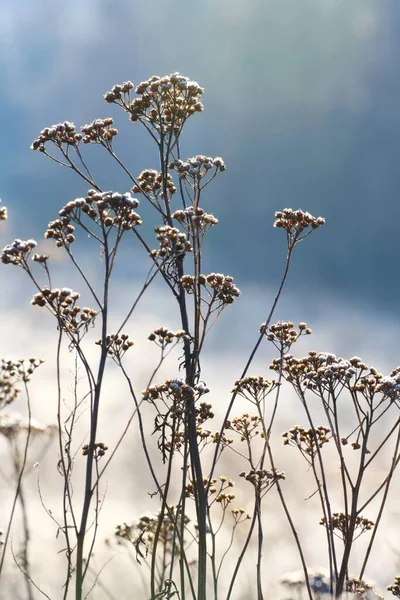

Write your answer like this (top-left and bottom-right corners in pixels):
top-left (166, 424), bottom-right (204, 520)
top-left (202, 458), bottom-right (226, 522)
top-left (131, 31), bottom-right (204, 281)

top-left (1, 0), bottom-right (400, 597)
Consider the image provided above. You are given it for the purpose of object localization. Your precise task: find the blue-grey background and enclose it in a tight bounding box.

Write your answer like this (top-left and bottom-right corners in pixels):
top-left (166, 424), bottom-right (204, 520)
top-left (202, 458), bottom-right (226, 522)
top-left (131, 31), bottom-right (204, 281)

top-left (2, 0), bottom-right (400, 312)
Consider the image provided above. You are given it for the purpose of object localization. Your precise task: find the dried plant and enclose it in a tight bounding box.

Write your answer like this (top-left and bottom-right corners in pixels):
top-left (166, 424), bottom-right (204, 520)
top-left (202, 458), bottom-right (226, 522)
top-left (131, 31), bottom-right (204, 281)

top-left (0, 73), bottom-right (398, 600)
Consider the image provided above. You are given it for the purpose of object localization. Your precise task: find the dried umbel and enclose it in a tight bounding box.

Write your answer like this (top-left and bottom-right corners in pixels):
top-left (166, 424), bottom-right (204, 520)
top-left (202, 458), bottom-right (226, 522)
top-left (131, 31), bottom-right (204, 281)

top-left (150, 225), bottom-right (192, 258)
top-left (262, 320), bottom-right (312, 350)
top-left (0, 358), bottom-right (44, 384)
top-left (274, 208), bottom-right (325, 235)
top-left (47, 190), bottom-right (141, 247)
top-left (31, 121), bottom-right (82, 152)
top-left (347, 578), bottom-right (384, 600)
top-left (225, 414), bottom-right (262, 442)
top-left (388, 575), bottom-right (400, 598)
top-left (82, 442), bottom-right (108, 459)
top-left (172, 206), bottom-right (218, 238)
top-left (115, 506), bottom-right (190, 559)
top-left (0, 412), bottom-right (56, 439)
top-left (104, 73), bottom-right (204, 134)
top-left (282, 425), bottom-right (331, 459)
top-left (148, 327), bottom-right (190, 347)
top-left (1, 238), bottom-right (37, 266)
top-left (0, 201), bottom-right (7, 221)
top-left (232, 376), bottom-right (278, 404)
top-left (95, 333), bottom-right (134, 360)
top-left (31, 287), bottom-right (97, 335)
top-left (0, 358), bottom-right (37, 408)
top-left (131, 169), bottom-right (177, 203)
top-left (271, 351), bottom-right (400, 404)
top-left (143, 378), bottom-right (208, 405)
top-left (320, 512), bottom-right (374, 542)
top-left (180, 273), bottom-right (241, 306)
top-left (239, 468), bottom-right (286, 492)
top-left (81, 117), bottom-right (118, 146)
top-left (168, 155), bottom-right (226, 190)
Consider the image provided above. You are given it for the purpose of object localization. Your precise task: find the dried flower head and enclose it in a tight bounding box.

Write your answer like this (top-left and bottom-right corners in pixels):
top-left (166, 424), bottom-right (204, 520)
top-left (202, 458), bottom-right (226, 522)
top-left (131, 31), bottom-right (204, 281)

top-left (0, 412), bottom-right (56, 439)
top-left (95, 333), bottom-right (134, 360)
top-left (31, 121), bottom-right (82, 152)
top-left (347, 578), bottom-right (384, 600)
top-left (232, 376), bottom-right (278, 404)
top-left (115, 506), bottom-right (190, 562)
top-left (104, 73), bottom-right (204, 134)
top-left (239, 468), bottom-right (286, 492)
top-left (150, 225), bottom-right (192, 258)
top-left (148, 327), bottom-right (190, 347)
top-left (282, 425), bottom-right (331, 460)
top-left (225, 414), bottom-right (262, 442)
top-left (131, 169), bottom-right (177, 203)
top-left (82, 441), bottom-right (108, 459)
top-left (261, 320), bottom-right (312, 350)
top-left (1, 238), bottom-right (37, 266)
top-left (31, 287), bottom-right (97, 335)
top-left (47, 190), bottom-right (141, 247)
top-left (388, 576), bottom-right (400, 598)
top-left (172, 206), bottom-right (218, 238)
top-left (320, 512), bottom-right (374, 542)
top-left (0, 358), bottom-right (44, 387)
top-left (274, 208), bottom-right (325, 245)
top-left (81, 117), bottom-right (118, 146)
top-left (180, 273), bottom-right (241, 307)
top-left (168, 155), bottom-right (226, 191)
top-left (0, 201), bottom-right (7, 221)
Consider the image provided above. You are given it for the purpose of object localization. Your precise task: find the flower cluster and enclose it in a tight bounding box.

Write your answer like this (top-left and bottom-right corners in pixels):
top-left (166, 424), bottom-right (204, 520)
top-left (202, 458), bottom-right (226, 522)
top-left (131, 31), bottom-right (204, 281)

top-left (95, 333), bottom-right (134, 360)
top-left (239, 468), bottom-right (286, 491)
top-left (232, 376), bottom-right (278, 404)
top-left (82, 442), bottom-right (108, 459)
top-left (282, 425), bottom-right (331, 459)
top-left (270, 352), bottom-right (359, 391)
top-left (115, 506), bottom-right (189, 558)
top-left (172, 206), bottom-right (218, 237)
top-left (273, 208), bottom-right (325, 238)
top-left (225, 414), bottom-right (262, 442)
top-left (45, 216), bottom-right (75, 247)
top-left (1, 358), bottom-right (44, 385)
top-left (104, 74), bottom-right (204, 134)
top-left (0, 201), bottom-right (7, 221)
top-left (1, 238), bottom-right (37, 266)
top-left (150, 225), bottom-right (192, 258)
top-left (0, 412), bottom-right (56, 439)
top-left (388, 576), bottom-right (400, 598)
top-left (0, 371), bottom-right (19, 409)
top-left (347, 578), bottom-right (384, 600)
top-left (196, 401), bottom-right (214, 425)
top-left (320, 512), bottom-right (374, 542)
top-left (180, 273), bottom-right (241, 306)
top-left (143, 378), bottom-right (208, 405)
top-left (31, 287), bottom-right (97, 334)
top-left (231, 508), bottom-right (252, 523)
top-left (271, 352), bottom-right (400, 402)
top-left (168, 155), bottom-right (226, 186)
top-left (186, 476), bottom-right (219, 499)
top-left (31, 121), bottom-right (82, 152)
top-left (81, 118), bottom-right (118, 145)
top-left (262, 320), bottom-right (312, 350)
top-left (32, 253), bottom-right (49, 264)
top-left (375, 367), bottom-right (400, 397)
top-left (131, 169), bottom-right (176, 200)
top-left (148, 327), bottom-right (190, 347)
top-left (0, 361), bottom-right (42, 418)
top-left (51, 190), bottom-right (141, 244)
